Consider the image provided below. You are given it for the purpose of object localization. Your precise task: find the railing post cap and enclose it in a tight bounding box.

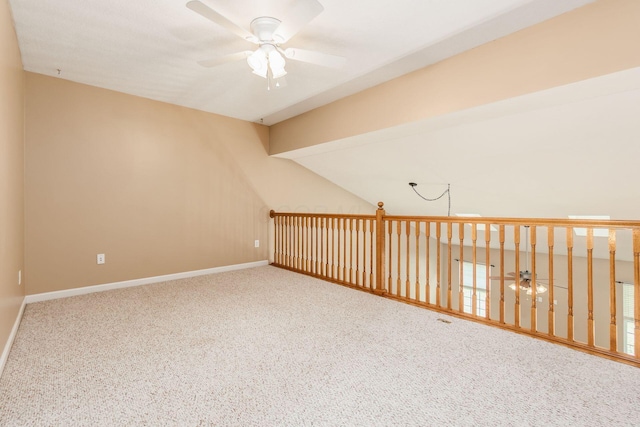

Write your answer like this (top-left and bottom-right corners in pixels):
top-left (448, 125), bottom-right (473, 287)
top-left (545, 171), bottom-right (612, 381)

top-left (378, 202), bottom-right (384, 209)
top-left (269, 210), bottom-right (275, 218)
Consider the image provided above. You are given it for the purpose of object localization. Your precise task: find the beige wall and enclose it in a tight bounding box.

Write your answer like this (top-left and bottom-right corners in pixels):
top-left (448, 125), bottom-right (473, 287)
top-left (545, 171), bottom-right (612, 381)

top-left (25, 74), bottom-right (373, 295)
top-left (270, 0), bottom-right (640, 154)
top-left (0, 0), bottom-right (25, 356)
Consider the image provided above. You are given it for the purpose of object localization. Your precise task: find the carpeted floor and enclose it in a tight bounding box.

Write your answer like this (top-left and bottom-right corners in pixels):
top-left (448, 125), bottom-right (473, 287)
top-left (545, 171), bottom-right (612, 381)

top-left (0, 265), bottom-right (639, 426)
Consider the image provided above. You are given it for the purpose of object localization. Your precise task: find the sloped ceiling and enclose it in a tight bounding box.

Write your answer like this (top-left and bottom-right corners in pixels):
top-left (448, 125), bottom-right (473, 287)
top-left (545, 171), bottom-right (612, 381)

top-left (277, 67), bottom-right (640, 260)
top-left (281, 67), bottom-right (640, 221)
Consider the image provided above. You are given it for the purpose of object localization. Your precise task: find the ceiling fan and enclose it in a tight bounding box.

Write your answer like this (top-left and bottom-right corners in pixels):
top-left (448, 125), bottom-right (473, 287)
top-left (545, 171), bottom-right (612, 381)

top-left (186, 0), bottom-right (346, 85)
top-left (489, 226), bottom-right (553, 295)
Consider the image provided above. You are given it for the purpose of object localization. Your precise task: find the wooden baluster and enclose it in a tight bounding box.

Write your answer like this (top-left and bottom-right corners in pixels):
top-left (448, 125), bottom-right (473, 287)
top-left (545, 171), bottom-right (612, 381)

top-left (485, 225), bottom-right (491, 320)
top-left (317, 217), bottom-right (320, 273)
top-left (567, 227), bottom-right (575, 342)
top-left (458, 223), bottom-right (465, 313)
top-left (548, 227), bottom-right (555, 337)
top-left (472, 224), bottom-right (477, 316)
top-left (281, 215), bottom-right (286, 266)
top-left (426, 222), bottom-right (431, 305)
top-left (305, 217), bottom-right (309, 271)
top-left (499, 225), bottom-right (505, 324)
top-left (326, 217), bottom-right (330, 277)
top-left (337, 218), bottom-right (342, 281)
top-left (335, 218), bottom-right (338, 279)
top-left (307, 217), bottom-right (312, 272)
top-left (287, 216), bottom-right (295, 268)
top-left (388, 219), bottom-right (393, 294)
top-left (308, 216), bottom-right (316, 274)
top-left (530, 226), bottom-right (537, 333)
top-left (587, 228), bottom-right (595, 347)
top-left (362, 219), bottom-right (367, 287)
top-left (273, 214), bottom-right (278, 265)
top-left (609, 229), bottom-right (617, 352)
top-left (447, 222), bottom-right (453, 310)
top-left (280, 216), bottom-right (285, 267)
top-left (292, 216), bottom-right (297, 268)
top-left (374, 202), bottom-right (386, 295)
top-left (415, 221), bottom-right (421, 302)
top-left (315, 217), bottom-right (320, 274)
top-left (292, 216), bottom-right (296, 269)
top-left (633, 229), bottom-right (639, 358)
top-left (356, 219), bottom-right (361, 287)
top-left (514, 226), bottom-right (521, 328)
top-left (343, 218), bottom-right (348, 281)
top-left (406, 220), bottom-right (411, 299)
top-left (295, 217), bottom-right (302, 270)
top-left (302, 216), bottom-right (306, 271)
top-left (436, 223), bottom-right (442, 307)
top-left (284, 215), bottom-right (288, 266)
top-left (299, 216), bottom-right (304, 271)
top-left (329, 218), bottom-right (338, 279)
top-left (282, 215), bottom-right (291, 267)
top-left (326, 218), bottom-right (330, 276)
top-left (341, 218), bottom-right (347, 282)
top-left (348, 218), bottom-right (353, 284)
top-left (370, 219), bottom-right (375, 289)
top-left (397, 220), bottom-right (402, 297)
top-left (322, 218), bottom-right (329, 277)
top-left (308, 216), bottom-right (312, 272)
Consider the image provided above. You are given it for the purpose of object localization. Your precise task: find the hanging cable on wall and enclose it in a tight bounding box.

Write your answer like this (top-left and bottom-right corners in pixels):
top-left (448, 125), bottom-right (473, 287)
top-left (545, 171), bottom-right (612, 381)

top-left (408, 182), bottom-right (451, 216)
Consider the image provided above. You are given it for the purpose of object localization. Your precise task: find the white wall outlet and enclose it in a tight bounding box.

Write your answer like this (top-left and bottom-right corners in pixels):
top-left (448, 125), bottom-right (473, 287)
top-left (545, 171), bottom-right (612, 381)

top-left (97, 253), bottom-right (105, 264)
top-left (554, 299), bottom-right (558, 305)
top-left (18, 270), bottom-right (21, 285)
top-left (537, 296), bottom-right (543, 302)
top-left (254, 240), bottom-right (260, 248)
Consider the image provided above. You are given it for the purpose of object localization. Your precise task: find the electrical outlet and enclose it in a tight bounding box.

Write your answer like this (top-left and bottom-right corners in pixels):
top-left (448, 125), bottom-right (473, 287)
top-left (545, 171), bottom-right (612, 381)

top-left (18, 270), bottom-right (21, 286)
top-left (554, 299), bottom-right (558, 305)
top-left (97, 253), bottom-right (105, 265)
top-left (254, 240), bottom-right (260, 248)
top-left (537, 296), bottom-right (543, 302)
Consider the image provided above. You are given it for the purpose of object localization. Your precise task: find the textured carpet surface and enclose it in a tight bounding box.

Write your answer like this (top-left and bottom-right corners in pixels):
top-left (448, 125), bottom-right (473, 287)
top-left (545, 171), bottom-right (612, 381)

top-left (1, 266), bottom-right (639, 426)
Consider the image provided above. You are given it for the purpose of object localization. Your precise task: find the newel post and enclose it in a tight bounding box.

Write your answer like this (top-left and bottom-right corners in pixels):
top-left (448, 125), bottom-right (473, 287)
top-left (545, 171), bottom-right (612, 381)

top-left (374, 202), bottom-right (387, 295)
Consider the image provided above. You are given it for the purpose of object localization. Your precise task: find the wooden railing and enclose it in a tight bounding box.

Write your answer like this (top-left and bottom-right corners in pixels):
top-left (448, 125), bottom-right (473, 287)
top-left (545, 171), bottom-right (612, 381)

top-left (270, 203), bottom-right (640, 367)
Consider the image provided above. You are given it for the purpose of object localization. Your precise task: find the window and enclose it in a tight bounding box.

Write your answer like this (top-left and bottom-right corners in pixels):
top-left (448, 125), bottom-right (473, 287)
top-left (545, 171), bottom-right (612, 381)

top-left (461, 261), bottom-right (488, 317)
top-left (623, 283), bottom-right (634, 356)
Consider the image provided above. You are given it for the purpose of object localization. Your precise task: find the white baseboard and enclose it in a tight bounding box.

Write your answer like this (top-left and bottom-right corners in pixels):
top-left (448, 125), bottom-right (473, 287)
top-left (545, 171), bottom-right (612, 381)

top-left (0, 298), bottom-right (26, 379)
top-left (24, 260), bottom-right (269, 304)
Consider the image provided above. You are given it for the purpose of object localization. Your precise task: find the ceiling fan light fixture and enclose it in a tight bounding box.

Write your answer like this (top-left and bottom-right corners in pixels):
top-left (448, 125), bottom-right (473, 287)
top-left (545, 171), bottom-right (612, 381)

top-left (268, 50), bottom-right (287, 79)
top-left (247, 49), bottom-right (268, 77)
top-left (526, 284), bottom-right (548, 295)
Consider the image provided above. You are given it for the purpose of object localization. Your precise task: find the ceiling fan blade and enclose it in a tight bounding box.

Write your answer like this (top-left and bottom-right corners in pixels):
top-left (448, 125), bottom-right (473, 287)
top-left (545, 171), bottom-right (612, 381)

top-left (197, 51), bottom-right (253, 68)
top-left (273, 0), bottom-right (324, 43)
top-left (186, 1), bottom-right (257, 43)
top-left (284, 48), bottom-right (346, 69)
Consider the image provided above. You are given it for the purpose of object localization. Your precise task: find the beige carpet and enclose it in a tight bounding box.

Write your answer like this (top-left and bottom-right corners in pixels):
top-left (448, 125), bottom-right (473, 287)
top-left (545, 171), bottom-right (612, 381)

top-left (0, 266), bottom-right (639, 426)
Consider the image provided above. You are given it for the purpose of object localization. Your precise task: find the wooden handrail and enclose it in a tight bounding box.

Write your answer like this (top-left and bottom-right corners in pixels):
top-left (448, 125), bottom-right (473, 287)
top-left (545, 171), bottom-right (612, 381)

top-left (270, 204), bottom-right (640, 367)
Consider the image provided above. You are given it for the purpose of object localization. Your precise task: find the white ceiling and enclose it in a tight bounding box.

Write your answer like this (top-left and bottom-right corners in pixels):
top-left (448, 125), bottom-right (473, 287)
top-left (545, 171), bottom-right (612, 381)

top-left (9, 0), bottom-right (592, 125)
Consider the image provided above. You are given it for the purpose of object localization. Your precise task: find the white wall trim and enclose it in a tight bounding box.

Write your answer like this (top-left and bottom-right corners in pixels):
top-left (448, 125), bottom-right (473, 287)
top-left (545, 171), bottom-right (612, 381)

top-left (25, 260), bottom-right (269, 304)
top-left (0, 298), bottom-right (26, 379)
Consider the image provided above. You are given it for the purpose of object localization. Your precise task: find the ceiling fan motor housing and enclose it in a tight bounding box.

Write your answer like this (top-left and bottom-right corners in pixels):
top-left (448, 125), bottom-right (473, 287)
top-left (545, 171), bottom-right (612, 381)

top-left (250, 17), bottom-right (282, 43)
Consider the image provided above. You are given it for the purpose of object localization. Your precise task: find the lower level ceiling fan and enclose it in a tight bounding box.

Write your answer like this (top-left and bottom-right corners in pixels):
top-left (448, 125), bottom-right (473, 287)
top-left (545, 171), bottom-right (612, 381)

top-left (489, 226), bottom-right (552, 295)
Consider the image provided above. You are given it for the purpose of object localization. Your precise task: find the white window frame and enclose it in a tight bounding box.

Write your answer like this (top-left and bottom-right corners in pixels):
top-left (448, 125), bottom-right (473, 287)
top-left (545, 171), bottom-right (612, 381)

top-left (460, 261), bottom-right (488, 317)
top-left (623, 283), bottom-right (634, 356)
